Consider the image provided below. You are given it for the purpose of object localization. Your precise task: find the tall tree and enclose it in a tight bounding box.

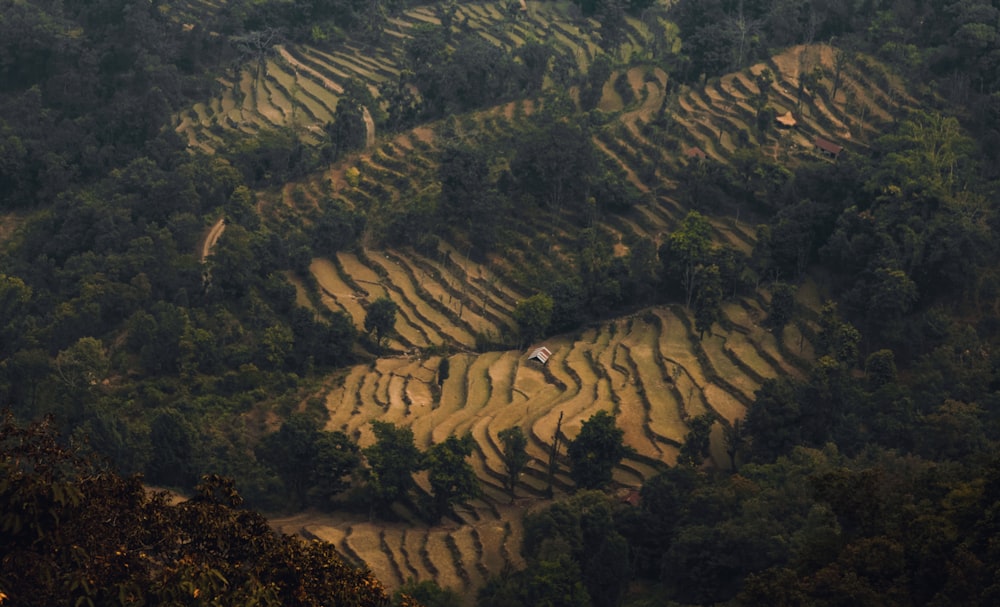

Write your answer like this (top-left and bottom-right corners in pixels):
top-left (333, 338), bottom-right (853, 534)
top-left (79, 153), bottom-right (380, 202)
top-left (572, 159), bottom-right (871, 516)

top-left (723, 418), bottom-right (746, 471)
top-left (147, 409), bottom-right (198, 489)
top-left (745, 377), bottom-right (802, 462)
top-left (662, 211), bottom-right (714, 308)
top-left (0, 273), bottom-right (32, 359)
top-left (0, 415), bottom-right (394, 607)
top-left (875, 110), bottom-right (976, 197)
top-left (694, 264), bottom-right (723, 338)
top-left (678, 413), bottom-right (715, 466)
top-left (766, 281), bottom-right (797, 332)
top-left (514, 293), bottom-right (554, 345)
top-left (324, 80), bottom-right (372, 161)
top-left (364, 296), bottom-right (398, 349)
top-left (567, 410), bottom-right (630, 490)
top-left (498, 426), bottom-right (530, 500)
top-left (511, 119), bottom-right (597, 212)
top-left (53, 337), bottom-right (110, 393)
top-left (257, 413), bottom-right (322, 508)
top-left (423, 433), bottom-right (480, 521)
top-left (362, 421), bottom-right (422, 515)
top-left (309, 430), bottom-right (361, 507)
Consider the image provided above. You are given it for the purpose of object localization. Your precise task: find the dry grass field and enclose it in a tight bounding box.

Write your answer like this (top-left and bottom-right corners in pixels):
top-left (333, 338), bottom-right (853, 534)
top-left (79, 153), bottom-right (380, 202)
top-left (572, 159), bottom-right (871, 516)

top-left (274, 295), bottom-right (816, 601)
top-left (257, 36), bottom-right (914, 601)
top-left (162, 2), bottom-right (920, 600)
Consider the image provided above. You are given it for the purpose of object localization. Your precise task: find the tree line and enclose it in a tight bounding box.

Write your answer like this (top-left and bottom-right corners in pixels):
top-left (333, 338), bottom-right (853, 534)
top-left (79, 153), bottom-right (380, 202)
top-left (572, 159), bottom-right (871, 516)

top-left (256, 404), bottom-right (632, 519)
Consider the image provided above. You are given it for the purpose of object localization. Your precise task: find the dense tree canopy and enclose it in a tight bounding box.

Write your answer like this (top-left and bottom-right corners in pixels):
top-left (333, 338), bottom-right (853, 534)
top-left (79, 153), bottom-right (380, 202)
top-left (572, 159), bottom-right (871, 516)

top-left (423, 433), bottom-right (480, 521)
top-left (567, 410), bottom-right (631, 490)
top-left (0, 414), bottom-right (401, 607)
top-left (363, 420), bottom-right (422, 514)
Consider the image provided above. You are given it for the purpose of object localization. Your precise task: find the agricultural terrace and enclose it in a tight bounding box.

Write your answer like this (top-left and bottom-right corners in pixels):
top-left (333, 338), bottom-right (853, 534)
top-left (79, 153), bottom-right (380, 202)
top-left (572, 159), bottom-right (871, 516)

top-left (171, 2), bottom-right (916, 597)
top-left (257, 38), bottom-right (915, 599)
top-left (172, 1), bottom-right (658, 152)
top-left (275, 296), bottom-right (817, 598)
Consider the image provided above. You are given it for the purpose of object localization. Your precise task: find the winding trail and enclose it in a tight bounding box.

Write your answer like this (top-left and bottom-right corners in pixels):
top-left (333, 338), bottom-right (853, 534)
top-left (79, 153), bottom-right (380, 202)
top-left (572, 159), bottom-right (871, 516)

top-left (200, 217), bottom-right (226, 262)
top-left (363, 106), bottom-right (376, 149)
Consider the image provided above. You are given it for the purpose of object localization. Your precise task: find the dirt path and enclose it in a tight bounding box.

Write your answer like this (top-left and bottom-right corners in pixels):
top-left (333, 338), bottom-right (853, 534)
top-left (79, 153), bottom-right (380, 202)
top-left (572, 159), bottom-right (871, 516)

top-left (362, 106), bottom-right (375, 149)
top-left (200, 217), bottom-right (226, 262)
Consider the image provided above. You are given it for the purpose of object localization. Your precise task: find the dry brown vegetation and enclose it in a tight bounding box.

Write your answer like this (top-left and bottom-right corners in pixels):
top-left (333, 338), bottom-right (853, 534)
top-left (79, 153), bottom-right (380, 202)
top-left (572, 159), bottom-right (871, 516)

top-left (165, 3), bottom-right (918, 599)
top-left (260, 38), bottom-right (916, 600)
top-left (281, 294), bottom-right (816, 599)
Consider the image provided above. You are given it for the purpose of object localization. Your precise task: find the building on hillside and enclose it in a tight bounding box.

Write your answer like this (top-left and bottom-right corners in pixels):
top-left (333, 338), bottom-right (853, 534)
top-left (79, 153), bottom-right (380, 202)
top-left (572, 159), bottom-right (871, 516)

top-left (527, 346), bottom-right (552, 365)
top-left (775, 111), bottom-right (797, 128)
top-left (814, 137), bottom-right (844, 159)
top-left (685, 146), bottom-right (707, 161)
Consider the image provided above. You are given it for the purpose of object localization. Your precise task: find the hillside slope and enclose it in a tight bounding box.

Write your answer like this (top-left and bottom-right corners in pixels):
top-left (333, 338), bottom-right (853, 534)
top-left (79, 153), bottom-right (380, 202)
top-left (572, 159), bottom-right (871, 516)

top-left (256, 37), bottom-right (915, 601)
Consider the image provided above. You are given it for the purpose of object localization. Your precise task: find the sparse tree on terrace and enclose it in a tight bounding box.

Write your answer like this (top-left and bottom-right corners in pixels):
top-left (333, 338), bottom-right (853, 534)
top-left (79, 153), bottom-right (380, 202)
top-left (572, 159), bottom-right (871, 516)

top-left (498, 426), bottom-right (530, 500)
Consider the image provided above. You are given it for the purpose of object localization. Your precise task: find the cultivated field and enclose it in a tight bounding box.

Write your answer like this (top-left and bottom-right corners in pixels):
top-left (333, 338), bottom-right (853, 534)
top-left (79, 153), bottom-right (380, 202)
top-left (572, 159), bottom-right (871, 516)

top-left (171, 2), bottom-right (650, 152)
top-left (166, 2), bottom-right (918, 601)
top-left (273, 296), bottom-right (817, 601)
top-left (257, 36), bottom-right (909, 605)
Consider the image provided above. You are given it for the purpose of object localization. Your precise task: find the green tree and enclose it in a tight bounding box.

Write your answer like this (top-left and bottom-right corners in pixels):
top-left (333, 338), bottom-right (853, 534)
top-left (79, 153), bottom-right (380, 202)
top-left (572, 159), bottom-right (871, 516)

top-left (498, 426), bottom-right (530, 499)
top-left (511, 119), bottom-right (597, 212)
top-left (393, 578), bottom-right (462, 607)
top-left (1, 348), bottom-right (50, 412)
top-left (521, 491), bottom-right (628, 607)
top-left (767, 282), bottom-right (797, 332)
top-left (260, 323), bottom-right (294, 370)
top-left (423, 433), bottom-right (480, 521)
top-left (147, 409), bottom-right (198, 489)
top-left (723, 418), bottom-right (746, 471)
top-left (745, 377), bottom-right (802, 462)
top-left (438, 143), bottom-right (507, 249)
top-left (567, 410), bottom-right (630, 490)
top-left (865, 349), bottom-right (897, 390)
top-left (54, 336), bottom-right (110, 393)
top-left (663, 211), bottom-right (714, 308)
top-left (678, 413), bottom-right (715, 466)
top-left (694, 264), bottom-right (723, 338)
top-left (0, 273), bottom-right (32, 358)
top-left (875, 110), bottom-right (976, 197)
top-left (865, 266), bottom-right (919, 321)
top-left (324, 79), bottom-right (371, 161)
top-left (625, 237), bottom-right (660, 302)
top-left (818, 301), bottom-right (861, 366)
top-left (527, 550), bottom-right (593, 607)
top-left (309, 430), bottom-right (361, 508)
top-left (514, 292), bottom-right (554, 345)
top-left (226, 184), bottom-right (260, 230)
top-left (258, 414), bottom-right (318, 507)
top-left (362, 421), bottom-right (422, 515)
top-left (207, 223), bottom-right (260, 298)
top-left (0, 415), bottom-right (393, 607)
top-left (364, 296), bottom-right (398, 349)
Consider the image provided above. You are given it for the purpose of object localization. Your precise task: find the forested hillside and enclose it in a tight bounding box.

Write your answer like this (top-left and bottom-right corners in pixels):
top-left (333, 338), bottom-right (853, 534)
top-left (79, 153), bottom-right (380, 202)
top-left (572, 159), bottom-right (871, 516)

top-left (4, 0), bottom-right (1000, 605)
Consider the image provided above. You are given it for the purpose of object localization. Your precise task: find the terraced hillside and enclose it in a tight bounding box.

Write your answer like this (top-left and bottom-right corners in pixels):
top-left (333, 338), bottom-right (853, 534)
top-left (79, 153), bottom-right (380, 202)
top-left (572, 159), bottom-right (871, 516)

top-left (272, 41), bottom-right (913, 282)
top-left (171, 1), bottom-right (658, 151)
top-left (258, 36), bottom-right (915, 601)
top-left (667, 44), bottom-right (916, 164)
top-left (309, 245), bottom-right (524, 351)
top-left (168, 1), bottom-right (919, 597)
top-left (269, 289), bottom-right (819, 599)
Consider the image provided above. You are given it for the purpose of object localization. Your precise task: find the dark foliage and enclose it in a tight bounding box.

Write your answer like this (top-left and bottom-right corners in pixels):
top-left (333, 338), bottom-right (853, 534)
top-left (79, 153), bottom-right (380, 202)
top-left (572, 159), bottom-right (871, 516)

top-left (0, 414), bottom-right (399, 607)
